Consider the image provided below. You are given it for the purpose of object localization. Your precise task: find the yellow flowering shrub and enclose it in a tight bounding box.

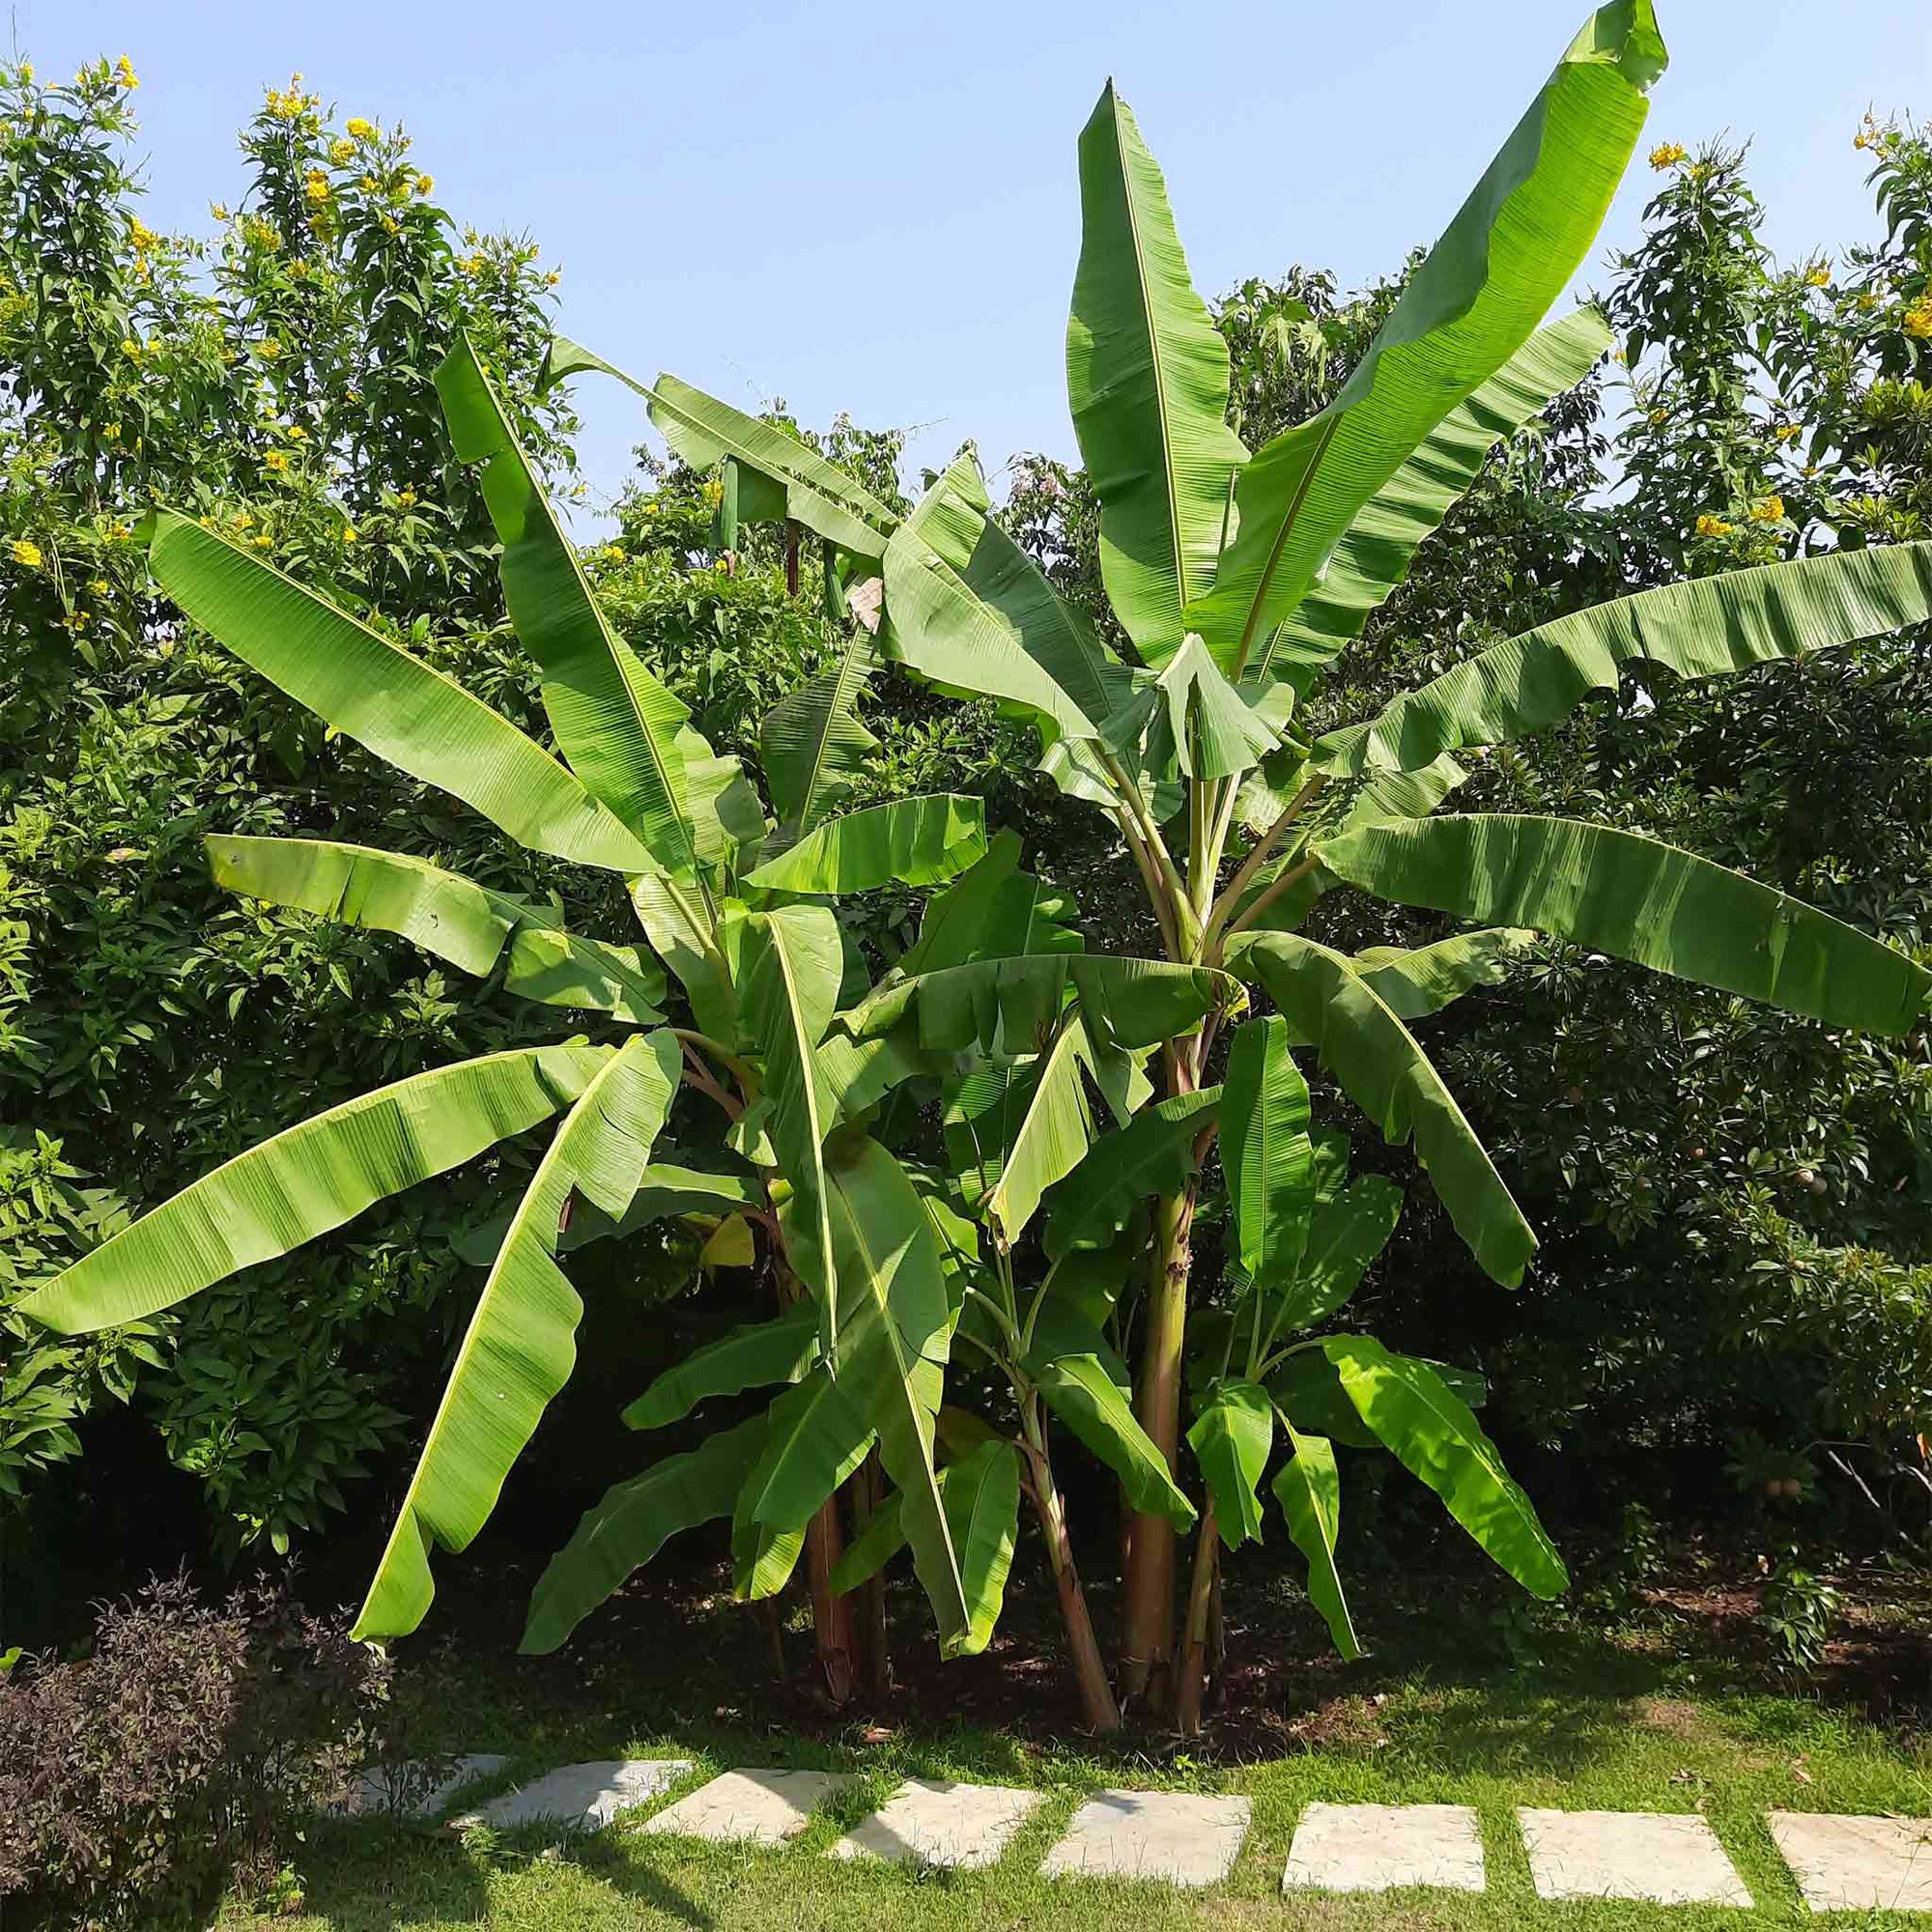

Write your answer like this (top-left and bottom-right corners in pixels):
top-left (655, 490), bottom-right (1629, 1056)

top-left (1694, 513), bottom-right (1734, 538)
top-left (1649, 141), bottom-right (1687, 169)
top-left (10, 537), bottom-right (43, 568)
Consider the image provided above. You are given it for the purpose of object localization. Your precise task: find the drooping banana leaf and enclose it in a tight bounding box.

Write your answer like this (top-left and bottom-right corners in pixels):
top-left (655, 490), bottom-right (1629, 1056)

top-left (1067, 84), bottom-right (1248, 665)
top-left (818, 1026), bottom-right (940, 1128)
top-left (1236, 932), bottom-right (1534, 1286)
top-left (544, 338), bottom-right (897, 560)
top-left (1351, 928), bottom-right (1533, 1022)
top-left (1041, 1087), bottom-right (1218, 1261)
top-left (827, 1488), bottom-right (905, 1594)
top-left (760, 631), bottom-right (877, 834)
top-left (1269, 1348), bottom-right (1378, 1448)
top-left (1272, 1174), bottom-right (1406, 1334)
top-left (938, 1437), bottom-right (1022, 1654)
top-left (740, 904), bottom-right (844, 1312)
top-left (895, 833), bottom-right (1084, 977)
top-left (942, 1050), bottom-right (1040, 1216)
top-left (207, 837), bottom-right (665, 1024)
top-left (144, 513), bottom-right (653, 873)
top-left (1324, 1334), bottom-right (1568, 1599)
top-left (437, 338), bottom-right (707, 881)
top-left (520, 1411), bottom-right (768, 1655)
top-left (1264, 306), bottom-right (1613, 692)
top-left (1189, 2), bottom-right (1665, 671)
top-left (731, 1366), bottom-right (875, 1599)
top-left (883, 458), bottom-right (1118, 739)
top-left (622, 1303), bottom-right (818, 1432)
top-left (980, 1016), bottom-right (1107, 1247)
top-left (1318, 815), bottom-right (1932, 1036)
top-left (632, 875), bottom-right (737, 1044)
top-left (746, 795), bottom-right (987, 895)
top-left (845, 954), bottom-right (1236, 1054)
top-left (1220, 1015), bottom-right (1314, 1292)
top-left (1187, 1377), bottom-right (1274, 1548)
top-left (454, 1158), bottom-right (762, 1266)
top-left (21, 1044), bottom-right (612, 1335)
top-left (1271, 1425), bottom-right (1360, 1659)
top-left (822, 1136), bottom-right (976, 1655)
top-left (1033, 1350), bottom-right (1195, 1530)
top-left (355, 1031), bottom-right (682, 1638)
top-left (1319, 540), bottom-right (1932, 774)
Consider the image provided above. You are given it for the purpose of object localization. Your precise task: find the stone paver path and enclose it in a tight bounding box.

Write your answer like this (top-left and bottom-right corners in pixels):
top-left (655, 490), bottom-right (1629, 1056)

top-left (1520, 1807), bottom-right (1753, 1907)
top-left (643, 1768), bottom-right (851, 1847)
top-left (1041, 1789), bottom-right (1251, 1889)
top-left (342, 1753), bottom-right (508, 1817)
top-left (454, 1757), bottom-right (693, 1832)
top-left (829, 1776), bottom-right (1041, 1870)
top-left (1283, 1802), bottom-right (1487, 1894)
top-left (1769, 1811), bottom-right (1932, 1913)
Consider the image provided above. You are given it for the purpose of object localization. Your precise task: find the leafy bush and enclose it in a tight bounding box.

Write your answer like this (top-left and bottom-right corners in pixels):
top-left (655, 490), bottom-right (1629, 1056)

top-left (0, 1575), bottom-right (393, 1928)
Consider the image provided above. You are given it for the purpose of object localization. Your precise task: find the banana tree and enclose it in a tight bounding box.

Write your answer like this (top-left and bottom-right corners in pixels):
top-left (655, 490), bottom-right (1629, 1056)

top-left (603, 0), bottom-right (1932, 1715)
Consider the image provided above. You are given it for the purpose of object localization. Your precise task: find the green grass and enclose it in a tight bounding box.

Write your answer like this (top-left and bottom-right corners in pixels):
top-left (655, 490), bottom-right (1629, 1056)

top-left (219, 1679), bottom-right (1932, 1929)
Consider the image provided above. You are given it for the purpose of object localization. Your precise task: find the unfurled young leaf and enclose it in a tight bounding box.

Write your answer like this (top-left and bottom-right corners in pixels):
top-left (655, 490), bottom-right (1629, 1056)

top-left (1187, 1377), bottom-right (1273, 1548)
top-left (1220, 1016), bottom-right (1313, 1293)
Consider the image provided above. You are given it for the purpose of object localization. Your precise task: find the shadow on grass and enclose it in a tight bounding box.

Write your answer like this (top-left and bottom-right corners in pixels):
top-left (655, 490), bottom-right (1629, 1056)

top-left (291, 1824), bottom-right (493, 1931)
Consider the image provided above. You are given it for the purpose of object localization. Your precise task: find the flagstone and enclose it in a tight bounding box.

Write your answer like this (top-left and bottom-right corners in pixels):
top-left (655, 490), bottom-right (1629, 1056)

top-left (1769, 1810), bottom-right (1932, 1913)
top-left (829, 1777), bottom-right (1041, 1870)
top-left (453, 1757), bottom-right (694, 1832)
top-left (346, 1752), bottom-right (508, 1817)
top-left (1041, 1789), bottom-right (1250, 1889)
top-left (1519, 1807), bottom-right (1751, 1906)
top-left (642, 1767), bottom-right (851, 1847)
top-left (1283, 1802), bottom-right (1486, 1893)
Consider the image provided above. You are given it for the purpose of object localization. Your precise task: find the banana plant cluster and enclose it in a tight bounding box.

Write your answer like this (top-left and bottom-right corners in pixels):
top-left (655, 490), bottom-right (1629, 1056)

top-left (524, 0), bottom-right (1932, 1727)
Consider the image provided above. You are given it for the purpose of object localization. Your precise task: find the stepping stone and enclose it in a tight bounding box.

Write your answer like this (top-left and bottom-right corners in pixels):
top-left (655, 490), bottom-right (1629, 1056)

top-left (642, 1768), bottom-right (851, 1847)
top-left (829, 1777), bottom-right (1041, 1870)
top-left (1769, 1811), bottom-right (1932, 1912)
top-left (1519, 1808), bottom-right (1751, 1907)
top-left (1041, 1789), bottom-right (1251, 1889)
top-left (453, 1757), bottom-right (693, 1832)
top-left (344, 1752), bottom-right (508, 1817)
top-left (1283, 1802), bottom-right (1486, 1893)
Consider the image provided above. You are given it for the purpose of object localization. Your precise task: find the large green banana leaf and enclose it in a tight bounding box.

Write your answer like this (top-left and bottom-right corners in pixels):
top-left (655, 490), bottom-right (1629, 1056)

top-left (1318, 815), bottom-right (1932, 1036)
top-left (1273, 1175), bottom-right (1406, 1334)
top-left (730, 1366), bottom-right (875, 1599)
top-left (938, 1437), bottom-right (1022, 1655)
top-left (1220, 1015), bottom-right (1313, 1292)
top-left (355, 1031), bottom-right (681, 1638)
top-left (1271, 1425), bottom-right (1360, 1658)
top-left (1067, 85), bottom-right (1247, 665)
top-left (895, 833), bottom-right (1083, 977)
top-left (543, 338), bottom-right (896, 560)
top-left (1320, 540), bottom-right (1932, 775)
top-left (144, 513), bottom-right (653, 874)
top-left (818, 1027), bottom-right (939, 1128)
top-left (1236, 932), bottom-right (1534, 1286)
top-left (207, 836), bottom-right (665, 1023)
top-left (1352, 928), bottom-right (1532, 1021)
top-left (981, 1017), bottom-right (1102, 1246)
top-left (520, 1411), bottom-right (768, 1655)
top-left (1324, 1334), bottom-right (1568, 1598)
top-left (621, 1303), bottom-right (817, 1431)
top-left (1189, 2), bottom-right (1665, 670)
top-left (746, 795), bottom-right (986, 895)
top-left (740, 906), bottom-right (844, 1308)
top-left (22, 1044), bottom-right (611, 1335)
top-left (632, 875), bottom-right (737, 1045)
top-left (943, 1051), bottom-right (1039, 1216)
top-left (845, 954), bottom-right (1236, 1054)
top-left (1033, 1350), bottom-right (1196, 1529)
top-left (1264, 307), bottom-right (1613, 691)
top-left (827, 1488), bottom-right (906, 1594)
top-left (822, 1136), bottom-right (976, 1655)
top-left (760, 632), bottom-right (877, 833)
top-left (1041, 1087), bottom-right (1218, 1261)
top-left (1187, 1377), bottom-right (1273, 1548)
top-left (439, 337), bottom-right (705, 879)
top-left (883, 459), bottom-right (1117, 739)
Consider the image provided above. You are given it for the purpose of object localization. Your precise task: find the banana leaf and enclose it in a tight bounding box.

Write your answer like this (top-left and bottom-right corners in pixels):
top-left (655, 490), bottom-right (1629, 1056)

top-left (1273, 1175), bottom-right (1406, 1334)
top-left (1140, 635), bottom-right (1281, 781)
top-left (1319, 814), bottom-right (1932, 1036)
top-left (1041, 1087), bottom-right (1218, 1262)
top-left (1189, 2), bottom-right (1665, 670)
top-left (1351, 928), bottom-right (1532, 1021)
top-left (1235, 932), bottom-right (1534, 1286)
top-left (895, 833), bottom-right (1083, 977)
top-left (980, 1017), bottom-right (1102, 1247)
top-left (731, 1366), bottom-right (874, 1599)
top-left (145, 513), bottom-right (653, 873)
top-left (1067, 84), bottom-right (1247, 664)
top-left (1033, 1350), bottom-right (1196, 1530)
top-left (1271, 1425), bottom-right (1360, 1658)
top-left (1187, 1377), bottom-right (1273, 1548)
top-left (1320, 540), bottom-right (1932, 774)
top-left (938, 1437), bottom-right (1022, 1654)
top-left (207, 836), bottom-right (665, 1023)
top-left (760, 632), bottom-right (877, 833)
top-left (746, 795), bottom-right (986, 895)
top-left (632, 874), bottom-right (737, 1045)
top-left (622, 1303), bottom-right (818, 1432)
top-left (355, 1031), bottom-right (682, 1638)
top-left (1324, 1334), bottom-right (1568, 1598)
top-left (520, 1411), bottom-right (768, 1654)
top-left (1220, 1015), bottom-right (1314, 1292)
top-left (827, 1489), bottom-right (905, 1594)
top-left (22, 1044), bottom-right (612, 1335)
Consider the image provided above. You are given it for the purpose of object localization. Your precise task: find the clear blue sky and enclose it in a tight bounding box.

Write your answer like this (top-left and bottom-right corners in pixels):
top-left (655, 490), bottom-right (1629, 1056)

top-left (28, 3), bottom-right (1932, 514)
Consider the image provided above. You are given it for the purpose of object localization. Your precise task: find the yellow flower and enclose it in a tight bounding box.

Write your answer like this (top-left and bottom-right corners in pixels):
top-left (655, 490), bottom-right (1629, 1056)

top-left (346, 117), bottom-right (374, 140)
top-left (544, 270), bottom-right (561, 286)
top-left (101, 422), bottom-right (121, 441)
top-left (121, 337), bottom-right (141, 358)
top-left (284, 424), bottom-right (308, 440)
top-left (252, 533), bottom-right (273, 549)
top-left (702, 478), bottom-right (724, 508)
top-left (1805, 265), bottom-right (1831, 289)
top-left (264, 449), bottom-right (290, 473)
top-left (1775, 423), bottom-right (1804, 442)
top-left (305, 177), bottom-right (330, 205)
top-left (1750, 496), bottom-right (1785, 523)
top-left (88, 578), bottom-right (110, 597)
top-left (1648, 407), bottom-right (1668, 426)
top-left (414, 173), bottom-right (434, 197)
top-left (211, 200), bottom-right (231, 222)
top-left (395, 488), bottom-right (417, 508)
top-left (256, 338), bottom-right (283, 360)
top-left (1905, 298), bottom-right (1932, 341)
top-left (328, 137), bottom-right (355, 164)
top-left (64, 611), bottom-right (89, 633)
top-left (230, 511), bottom-right (255, 530)
top-left (602, 545), bottom-right (626, 562)
top-left (108, 522), bottom-right (133, 541)
top-left (358, 174), bottom-right (379, 191)
top-left (17, 62), bottom-right (31, 83)
top-left (341, 524), bottom-right (358, 544)
top-left (381, 214), bottom-right (400, 236)
top-left (1694, 514), bottom-right (1734, 539)
top-left (115, 55), bottom-right (138, 91)
top-left (10, 538), bottom-right (43, 569)
top-left (1649, 141), bottom-right (1687, 170)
